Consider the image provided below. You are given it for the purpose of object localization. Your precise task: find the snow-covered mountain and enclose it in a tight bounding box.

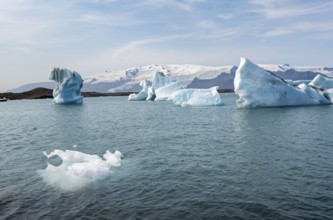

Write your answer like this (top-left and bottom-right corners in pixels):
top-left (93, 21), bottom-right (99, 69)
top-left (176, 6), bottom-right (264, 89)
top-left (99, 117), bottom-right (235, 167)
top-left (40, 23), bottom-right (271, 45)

top-left (9, 63), bottom-right (333, 93)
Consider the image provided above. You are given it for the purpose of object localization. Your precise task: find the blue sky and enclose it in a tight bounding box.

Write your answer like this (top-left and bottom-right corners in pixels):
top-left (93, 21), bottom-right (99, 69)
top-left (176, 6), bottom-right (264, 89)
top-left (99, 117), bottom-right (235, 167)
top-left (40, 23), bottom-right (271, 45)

top-left (1, 0), bottom-right (333, 91)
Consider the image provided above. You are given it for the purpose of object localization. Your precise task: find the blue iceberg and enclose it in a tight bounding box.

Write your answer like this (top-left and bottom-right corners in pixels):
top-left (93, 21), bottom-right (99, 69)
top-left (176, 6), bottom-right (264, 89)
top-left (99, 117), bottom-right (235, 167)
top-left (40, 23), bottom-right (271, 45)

top-left (128, 80), bottom-right (151, 101)
top-left (234, 57), bottom-right (332, 108)
top-left (49, 68), bottom-right (84, 104)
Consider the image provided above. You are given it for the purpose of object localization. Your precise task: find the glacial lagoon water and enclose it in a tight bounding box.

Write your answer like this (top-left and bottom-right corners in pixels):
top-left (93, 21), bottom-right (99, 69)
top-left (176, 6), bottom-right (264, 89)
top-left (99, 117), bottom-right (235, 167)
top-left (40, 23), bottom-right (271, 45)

top-left (1, 94), bottom-right (333, 219)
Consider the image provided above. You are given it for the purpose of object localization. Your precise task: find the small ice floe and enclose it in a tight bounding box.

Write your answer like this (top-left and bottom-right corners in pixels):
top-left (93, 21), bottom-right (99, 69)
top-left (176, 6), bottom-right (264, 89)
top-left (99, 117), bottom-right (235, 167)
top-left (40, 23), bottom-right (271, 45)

top-left (38, 149), bottom-right (123, 191)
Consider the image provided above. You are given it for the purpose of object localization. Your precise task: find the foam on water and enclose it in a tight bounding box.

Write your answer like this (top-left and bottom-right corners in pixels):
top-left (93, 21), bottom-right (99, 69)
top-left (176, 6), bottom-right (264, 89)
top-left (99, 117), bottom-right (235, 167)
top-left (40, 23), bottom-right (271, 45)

top-left (38, 149), bottom-right (123, 191)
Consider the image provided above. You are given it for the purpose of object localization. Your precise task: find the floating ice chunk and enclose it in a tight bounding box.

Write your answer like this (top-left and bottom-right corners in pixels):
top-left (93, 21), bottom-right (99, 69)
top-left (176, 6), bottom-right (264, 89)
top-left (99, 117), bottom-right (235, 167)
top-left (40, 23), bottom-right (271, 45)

top-left (146, 87), bottom-right (156, 101)
top-left (128, 80), bottom-right (151, 101)
top-left (144, 72), bottom-right (175, 101)
top-left (151, 71), bottom-right (174, 90)
top-left (38, 149), bottom-right (123, 191)
top-left (155, 81), bottom-right (184, 101)
top-left (285, 79), bottom-right (311, 87)
top-left (308, 75), bottom-right (333, 101)
top-left (309, 74), bottom-right (333, 90)
top-left (297, 83), bottom-right (330, 103)
top-left (234, 57), bottom-right (331, 108)
top-left (49, 68), bottom-right (84, 104)
top-left (103, 150), bottom-right (123, 167)
top-left (170, 86), bottom-right (223, 107)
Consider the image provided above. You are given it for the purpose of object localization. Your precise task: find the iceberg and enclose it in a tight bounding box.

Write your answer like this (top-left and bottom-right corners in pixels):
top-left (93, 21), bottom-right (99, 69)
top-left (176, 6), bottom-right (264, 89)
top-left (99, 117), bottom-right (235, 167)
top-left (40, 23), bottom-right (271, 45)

top-left (128, 79), bottom-right (151, 101)
top-left (151, 71), bottom-right (173, 90)
top-left (309, 74), bottom-right (333, 90)
top-left (234, 57), bottom-right (331, 108)
top-left (155, 81), bottom-right (184, 101)
top-left (170, 86), bottom-right (223, 107)
top-left (146, 72), bottom-right (175, 101)
top-left (49, 68), bottom-right (84, 104)
top-left (146, 87), bottom-right (156, 101)
top-left (309, 74), bottom-right (333, 100)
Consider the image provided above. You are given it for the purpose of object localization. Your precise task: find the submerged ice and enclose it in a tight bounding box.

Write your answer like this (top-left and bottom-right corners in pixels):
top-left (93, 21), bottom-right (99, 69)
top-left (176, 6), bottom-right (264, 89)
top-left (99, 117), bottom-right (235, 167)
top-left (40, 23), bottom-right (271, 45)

top-left (49, 68), bottom-right (84, 104)
top-left (38, 149), bottom-right (123, 191)
top-left (234, 57), bottom-right (333, 108)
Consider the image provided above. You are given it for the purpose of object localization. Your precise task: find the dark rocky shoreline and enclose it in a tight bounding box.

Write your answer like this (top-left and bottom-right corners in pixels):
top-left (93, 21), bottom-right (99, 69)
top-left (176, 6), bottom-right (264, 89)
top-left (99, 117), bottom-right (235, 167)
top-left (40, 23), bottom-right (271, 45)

top-left (0, 87), bottom-right (234, 100)
top-left (0, 87), bottom-right (131, 100)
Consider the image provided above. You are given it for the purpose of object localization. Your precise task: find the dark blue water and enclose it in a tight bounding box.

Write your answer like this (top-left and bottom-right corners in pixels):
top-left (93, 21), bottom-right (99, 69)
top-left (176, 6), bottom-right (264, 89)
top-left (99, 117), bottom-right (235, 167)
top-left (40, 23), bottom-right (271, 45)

top-left (1, 94), bottom-right (333, 220)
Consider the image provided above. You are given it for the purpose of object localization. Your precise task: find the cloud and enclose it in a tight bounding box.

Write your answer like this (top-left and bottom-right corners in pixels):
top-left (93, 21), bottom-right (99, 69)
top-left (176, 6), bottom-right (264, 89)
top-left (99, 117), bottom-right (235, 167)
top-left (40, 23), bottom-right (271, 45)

top-left (78, 12), bottom-right (144, 27)
top-left (250, 0), bottom-right (333, 19)
top-left (264, 21), bottom-right (333, 37)
top-left (88, 0), bottom-right (118, 3)
top-left (110, 34), bottom-right (193, 60)
top-left (134, 0), bottom-right (206, 11)
top-left (217, 13), bottom-right (234, 20)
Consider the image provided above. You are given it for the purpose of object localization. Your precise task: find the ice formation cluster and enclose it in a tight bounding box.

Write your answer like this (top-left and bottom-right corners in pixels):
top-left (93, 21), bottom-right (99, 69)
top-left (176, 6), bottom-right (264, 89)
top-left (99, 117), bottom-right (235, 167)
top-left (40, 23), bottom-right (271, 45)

top-left (49, 68), bottom-right (84, 104)
top-left (128, 71), bottom-right (222, 106)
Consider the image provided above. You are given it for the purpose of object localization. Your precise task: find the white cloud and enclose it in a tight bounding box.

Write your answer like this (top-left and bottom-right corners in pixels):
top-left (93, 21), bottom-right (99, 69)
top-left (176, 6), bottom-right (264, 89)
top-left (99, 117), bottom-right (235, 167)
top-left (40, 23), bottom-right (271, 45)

top-left (217, 13), bottom-right (234, 20)
top-left (264, 21), bottom-right (333, 37)
top-left (134, 0), bottom-right (206, 11)
top-left (264, 29), bottom-right (293, 37)
top-left (250, 0), bottom-right (333, 19)
top-left (110, 34), bottom-right (193, 60)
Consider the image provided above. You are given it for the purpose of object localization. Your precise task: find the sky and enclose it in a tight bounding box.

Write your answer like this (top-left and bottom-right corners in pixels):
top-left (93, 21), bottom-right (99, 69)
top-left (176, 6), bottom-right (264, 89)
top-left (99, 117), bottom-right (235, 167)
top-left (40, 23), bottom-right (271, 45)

top-left (1, 0), bottom-right (333, 92)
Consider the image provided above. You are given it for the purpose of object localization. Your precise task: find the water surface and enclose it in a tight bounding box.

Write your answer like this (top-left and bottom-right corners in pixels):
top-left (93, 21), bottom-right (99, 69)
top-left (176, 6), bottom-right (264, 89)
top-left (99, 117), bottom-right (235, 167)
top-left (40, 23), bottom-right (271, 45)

top-left (1, 94), bottom-right (332, 219)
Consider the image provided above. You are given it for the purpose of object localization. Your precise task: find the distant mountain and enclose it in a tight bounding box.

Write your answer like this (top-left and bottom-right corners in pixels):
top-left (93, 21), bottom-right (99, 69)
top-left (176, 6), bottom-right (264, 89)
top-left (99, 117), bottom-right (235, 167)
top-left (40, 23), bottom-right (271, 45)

top-left (9, 63), bottom-right (333, 93)
top-left (8, 82), bottom-right (56, 93)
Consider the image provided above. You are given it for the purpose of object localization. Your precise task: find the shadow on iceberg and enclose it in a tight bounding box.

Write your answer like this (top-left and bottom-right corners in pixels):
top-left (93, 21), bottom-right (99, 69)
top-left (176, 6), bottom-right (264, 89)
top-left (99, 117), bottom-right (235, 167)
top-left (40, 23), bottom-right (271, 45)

top-left (234, 57), bottom-right (333, 108)
top-left (49, 68), bottom-right (84, 104)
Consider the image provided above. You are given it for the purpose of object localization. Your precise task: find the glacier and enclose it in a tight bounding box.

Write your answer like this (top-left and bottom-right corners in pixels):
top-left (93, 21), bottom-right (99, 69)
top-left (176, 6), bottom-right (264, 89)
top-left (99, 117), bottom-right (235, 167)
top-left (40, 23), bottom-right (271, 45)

top-left (170, 86), bottom-right (223, 107)
top-left (234, 57), bottom-right (332, 108)
top-left (49, 68), bottom-right (84, 104)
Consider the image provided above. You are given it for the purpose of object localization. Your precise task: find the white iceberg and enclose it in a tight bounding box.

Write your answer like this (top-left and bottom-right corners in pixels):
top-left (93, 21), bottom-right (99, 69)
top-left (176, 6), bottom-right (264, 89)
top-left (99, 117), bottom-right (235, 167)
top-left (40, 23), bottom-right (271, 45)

top-left (170, 86), bottom-right (223, 107)
top-left (151, 71), bottom-right (174, 90)
top-left (128, 79), bottom-right (151, 101)
top-left (146, 72), bottom-right (175, 101)
top-left (155, 81), bottom-right (185, 101)
top-left (49, 68), bottom-right (84, 104)
top-left (146, 87), bottom-right (156, 101)
top-left (309, 74), bottom-right (333, 90)
top-left (234, 57), bottom-right (331, 108)
top-left (285, 79), bottom-right (312, 87)
top-left (38, 149), bottom-right (123, 191)
top-left (309, 74), bottom-right (333, 101)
